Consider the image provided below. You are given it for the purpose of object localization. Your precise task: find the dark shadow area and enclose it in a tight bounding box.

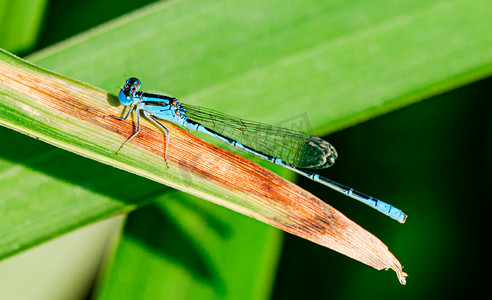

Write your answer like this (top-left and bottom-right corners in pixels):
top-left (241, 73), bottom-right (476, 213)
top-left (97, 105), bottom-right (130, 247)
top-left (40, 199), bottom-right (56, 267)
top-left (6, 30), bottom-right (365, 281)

top-left (107, 93), bottom-right (121, 107)
top-left (273, 78), bottom-right (491, 299)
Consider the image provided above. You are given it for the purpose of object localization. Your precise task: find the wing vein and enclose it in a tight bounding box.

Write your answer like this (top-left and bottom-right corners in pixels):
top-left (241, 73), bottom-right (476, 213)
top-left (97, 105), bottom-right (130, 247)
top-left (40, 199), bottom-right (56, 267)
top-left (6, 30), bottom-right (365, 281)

top-left (182, 104), bottom-right (337, 169)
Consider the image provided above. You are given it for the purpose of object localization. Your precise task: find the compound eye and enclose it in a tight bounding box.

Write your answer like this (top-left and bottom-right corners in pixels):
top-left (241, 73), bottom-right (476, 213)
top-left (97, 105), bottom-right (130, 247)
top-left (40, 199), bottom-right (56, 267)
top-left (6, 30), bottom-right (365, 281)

top-left (118, 89), bottom-right (133, 106)
top-left (128, 78), bottom-right (141, 88)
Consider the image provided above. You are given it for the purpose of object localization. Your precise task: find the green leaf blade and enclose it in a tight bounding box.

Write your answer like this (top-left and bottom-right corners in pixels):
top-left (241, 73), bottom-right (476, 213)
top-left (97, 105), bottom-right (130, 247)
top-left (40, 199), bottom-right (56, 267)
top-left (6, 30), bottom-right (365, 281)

top-left (3, 0), bottom-right (492, 291)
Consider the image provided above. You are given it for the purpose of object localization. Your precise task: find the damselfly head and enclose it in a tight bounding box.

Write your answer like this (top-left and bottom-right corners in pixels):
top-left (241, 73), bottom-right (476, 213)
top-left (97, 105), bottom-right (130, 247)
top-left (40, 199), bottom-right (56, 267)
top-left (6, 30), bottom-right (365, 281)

top-left (118, 77), bottom-right (142, 106)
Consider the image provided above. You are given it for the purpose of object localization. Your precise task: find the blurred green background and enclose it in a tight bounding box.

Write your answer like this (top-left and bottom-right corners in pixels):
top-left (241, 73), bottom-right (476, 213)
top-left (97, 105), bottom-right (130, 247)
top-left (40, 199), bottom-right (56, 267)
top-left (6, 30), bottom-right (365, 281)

top-left (0, 0), bottom-right (490, 299)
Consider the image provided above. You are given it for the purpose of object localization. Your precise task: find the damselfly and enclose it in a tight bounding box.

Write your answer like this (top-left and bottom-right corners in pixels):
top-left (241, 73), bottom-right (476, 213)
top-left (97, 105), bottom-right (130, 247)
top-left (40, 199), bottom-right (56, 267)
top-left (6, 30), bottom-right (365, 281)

top-left (112, 78), bottom-right (407, 223)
